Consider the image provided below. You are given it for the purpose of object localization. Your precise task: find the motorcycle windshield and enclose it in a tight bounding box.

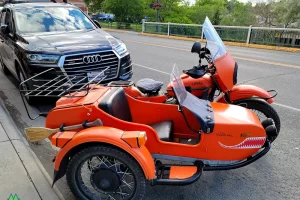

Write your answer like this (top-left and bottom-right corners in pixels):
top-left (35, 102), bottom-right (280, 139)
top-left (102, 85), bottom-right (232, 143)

top-left (170, 65), bottom-right (215, 133)
top-left (203, 17), bottom-right (227, 61)
top-left (203, 17), bottom-right (236, 91)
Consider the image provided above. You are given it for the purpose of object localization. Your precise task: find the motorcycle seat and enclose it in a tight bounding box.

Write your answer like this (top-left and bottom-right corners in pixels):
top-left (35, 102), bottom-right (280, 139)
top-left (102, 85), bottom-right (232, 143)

top-left (136, 78), bottom-right (163, 94)
top-left (149, 121), bottom-right (173, 142)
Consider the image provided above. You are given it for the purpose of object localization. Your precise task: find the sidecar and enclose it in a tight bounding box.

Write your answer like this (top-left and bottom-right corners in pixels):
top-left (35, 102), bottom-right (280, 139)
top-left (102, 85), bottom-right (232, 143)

top-left (21, 66), bottom-right (277, 200)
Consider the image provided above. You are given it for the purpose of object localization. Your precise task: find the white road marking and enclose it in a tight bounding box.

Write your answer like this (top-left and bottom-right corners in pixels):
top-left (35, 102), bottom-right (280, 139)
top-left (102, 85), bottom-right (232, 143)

top-left (133, 63), bottom-right (170, 75)
top-left (273, 103), bottom-right (300, 112)
top-left (127, 40), bottom-right (300, 69)
top-left (134, 63), bottom-right (300, 112)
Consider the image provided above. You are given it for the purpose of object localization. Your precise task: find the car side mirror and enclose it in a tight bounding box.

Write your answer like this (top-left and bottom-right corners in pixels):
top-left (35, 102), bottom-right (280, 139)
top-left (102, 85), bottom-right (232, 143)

top-left (0, 25), bottom-right (9, 35)
top-left (191, 42), bottom-right (201, 54)
top-left (93, 20), bottom-right (101, 29)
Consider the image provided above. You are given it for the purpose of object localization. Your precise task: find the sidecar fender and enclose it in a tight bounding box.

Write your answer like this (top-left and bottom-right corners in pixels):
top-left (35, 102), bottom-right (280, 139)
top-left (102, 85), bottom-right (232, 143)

top-left (52, 127), bottom-right (155, 185)
top-left (217, 85), bottom-right (274, 104)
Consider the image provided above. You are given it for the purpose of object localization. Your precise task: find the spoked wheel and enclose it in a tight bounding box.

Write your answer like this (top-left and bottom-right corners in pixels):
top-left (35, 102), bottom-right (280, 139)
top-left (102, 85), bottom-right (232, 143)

top-left (234, 99), bottom-right (281, 140)
top-left (66, 146), bottom-right (147, 200)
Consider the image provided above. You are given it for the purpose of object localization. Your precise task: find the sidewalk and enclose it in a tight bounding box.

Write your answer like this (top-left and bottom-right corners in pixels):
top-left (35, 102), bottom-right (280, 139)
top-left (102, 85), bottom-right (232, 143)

top-left (0, 104), bottom-right (61, 200)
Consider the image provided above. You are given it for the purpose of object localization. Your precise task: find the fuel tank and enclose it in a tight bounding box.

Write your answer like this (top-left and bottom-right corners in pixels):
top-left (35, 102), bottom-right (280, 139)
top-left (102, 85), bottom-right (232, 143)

top-left (167, 73), bottom-right (214, 98)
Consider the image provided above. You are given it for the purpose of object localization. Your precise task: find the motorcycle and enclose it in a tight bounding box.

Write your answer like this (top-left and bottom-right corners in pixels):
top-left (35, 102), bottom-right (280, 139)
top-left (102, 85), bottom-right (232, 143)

top-left (21, 17), bottom-right (278, 200)
top-left (22, 64), bottom-right (278, 200)
top-left (108, 18), bottom-right (281, 133)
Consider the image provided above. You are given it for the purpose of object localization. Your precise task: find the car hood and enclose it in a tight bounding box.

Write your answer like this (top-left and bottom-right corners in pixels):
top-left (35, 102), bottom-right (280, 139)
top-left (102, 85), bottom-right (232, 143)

top-left (18, 29), bottom-right (119, 55)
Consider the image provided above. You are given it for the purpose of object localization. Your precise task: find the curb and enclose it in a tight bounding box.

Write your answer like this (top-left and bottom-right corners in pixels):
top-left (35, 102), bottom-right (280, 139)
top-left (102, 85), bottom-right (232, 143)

top-left (103, 28), bottom-right (300, 53)
top-left (0, 99), bottom-right (65, 200)
top-left (28, 144), bottom-right (66, 200)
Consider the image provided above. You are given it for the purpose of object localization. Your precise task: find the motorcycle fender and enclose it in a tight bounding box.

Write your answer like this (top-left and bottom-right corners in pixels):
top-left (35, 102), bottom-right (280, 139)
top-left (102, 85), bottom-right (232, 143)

top-left (52, 127), bottom-right (155, 185)
top-left (217, 85), bottom-right (274, 104)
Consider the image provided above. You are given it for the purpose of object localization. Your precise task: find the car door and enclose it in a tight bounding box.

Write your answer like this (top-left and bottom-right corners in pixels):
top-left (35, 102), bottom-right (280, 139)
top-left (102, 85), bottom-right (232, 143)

top-left (2, 9), bottom-right (16, 76)
top-left (0, 9), bottom-right (8, 67)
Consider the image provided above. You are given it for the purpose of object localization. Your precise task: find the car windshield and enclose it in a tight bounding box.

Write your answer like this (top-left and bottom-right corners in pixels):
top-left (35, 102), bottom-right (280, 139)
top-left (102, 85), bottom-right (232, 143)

top-left (203, 17), bottom-right (227, 61)
top-left (15, 7), bottom-right (95, 33)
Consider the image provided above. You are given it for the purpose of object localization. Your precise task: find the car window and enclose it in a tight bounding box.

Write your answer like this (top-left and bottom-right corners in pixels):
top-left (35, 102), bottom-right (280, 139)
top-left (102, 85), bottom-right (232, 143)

top-left (14, 7), bottom-right (95, 33)
top-left (5, 10), bottom-right (13, 32)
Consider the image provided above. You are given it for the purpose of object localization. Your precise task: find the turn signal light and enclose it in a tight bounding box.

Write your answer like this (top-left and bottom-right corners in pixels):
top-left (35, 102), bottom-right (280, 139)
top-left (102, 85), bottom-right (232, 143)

top-left (138, 132), bottom-right (147, 147)
top-left (122, 131), bottom-right (147, 148)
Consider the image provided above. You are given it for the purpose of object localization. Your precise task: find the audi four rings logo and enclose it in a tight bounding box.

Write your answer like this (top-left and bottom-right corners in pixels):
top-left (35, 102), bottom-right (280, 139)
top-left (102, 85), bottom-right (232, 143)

top-left (82, 54), bottom-right (102, 64)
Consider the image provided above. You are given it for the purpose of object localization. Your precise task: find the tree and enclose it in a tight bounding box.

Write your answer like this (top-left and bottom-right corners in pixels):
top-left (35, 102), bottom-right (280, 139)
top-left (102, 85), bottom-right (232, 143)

top-left (102, 0), bottom-right (147, 23)
top-left (272, 0), bottom-right (300, 27)
top-left (220, 2), bottom-right (256, 26)
top-left (84, 0), bottom-right (105, 13)
top-left (254, 1), bottom-right (277, 27)
top-left (190, 0), bottom-right (227, 24)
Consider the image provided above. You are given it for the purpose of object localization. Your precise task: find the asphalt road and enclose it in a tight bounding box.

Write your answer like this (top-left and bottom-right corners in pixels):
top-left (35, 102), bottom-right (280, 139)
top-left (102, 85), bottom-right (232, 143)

top-left (0, 31), bottom-right (300, 200)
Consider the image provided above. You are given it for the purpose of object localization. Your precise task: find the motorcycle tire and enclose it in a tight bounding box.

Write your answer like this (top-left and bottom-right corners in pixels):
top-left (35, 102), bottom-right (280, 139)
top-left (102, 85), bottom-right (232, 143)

top-left (66, 145), bottom-right (147, 200)
top-left (233, 99), bottom-right (281, 136)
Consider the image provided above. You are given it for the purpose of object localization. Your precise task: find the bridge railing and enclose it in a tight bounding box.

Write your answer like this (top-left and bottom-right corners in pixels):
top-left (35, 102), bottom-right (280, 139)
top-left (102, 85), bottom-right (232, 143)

top-left (143, 21), bottom-right (300, 48)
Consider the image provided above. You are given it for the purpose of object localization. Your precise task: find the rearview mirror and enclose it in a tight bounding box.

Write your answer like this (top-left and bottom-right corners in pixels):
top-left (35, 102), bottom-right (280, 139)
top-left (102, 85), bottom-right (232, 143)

top-left (191, 42), bottom-right (201, 54)
top-left (0, 25), bottom-right (9, 35)
top-left (93, 20), bottom-right (102, 29)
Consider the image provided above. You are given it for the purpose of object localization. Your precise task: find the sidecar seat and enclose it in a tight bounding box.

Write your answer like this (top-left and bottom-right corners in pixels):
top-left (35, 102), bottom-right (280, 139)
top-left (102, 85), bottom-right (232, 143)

top-left (99, 87), bottom-right (173, 142)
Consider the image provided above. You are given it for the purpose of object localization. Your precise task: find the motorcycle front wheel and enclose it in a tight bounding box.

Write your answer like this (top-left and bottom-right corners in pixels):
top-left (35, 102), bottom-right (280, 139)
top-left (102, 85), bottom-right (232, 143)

top-left (233, 99), bottom-right (281, 136)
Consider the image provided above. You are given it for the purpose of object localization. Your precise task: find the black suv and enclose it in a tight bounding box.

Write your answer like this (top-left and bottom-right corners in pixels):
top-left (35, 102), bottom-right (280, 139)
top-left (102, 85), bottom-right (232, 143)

top-left (0, 1), bottom-right (132, 101)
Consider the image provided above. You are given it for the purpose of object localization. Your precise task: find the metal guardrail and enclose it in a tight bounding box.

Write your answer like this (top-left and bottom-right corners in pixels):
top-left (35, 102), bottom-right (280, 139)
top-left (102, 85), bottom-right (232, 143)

top-left (142, 21), bottom-right (300, 48)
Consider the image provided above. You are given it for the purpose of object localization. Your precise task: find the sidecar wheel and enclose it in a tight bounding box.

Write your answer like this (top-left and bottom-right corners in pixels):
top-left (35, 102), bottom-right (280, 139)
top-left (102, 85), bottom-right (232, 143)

top-left (234, 99), bottom-right (281, 137)
top-left (66, 145), bottom-right (147, 200)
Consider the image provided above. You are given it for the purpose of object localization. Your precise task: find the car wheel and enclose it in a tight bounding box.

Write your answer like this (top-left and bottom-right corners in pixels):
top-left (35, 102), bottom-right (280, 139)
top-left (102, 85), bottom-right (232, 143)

top-left (17, 66), bottom-right (37, 105)
top-left (0, 56), bottom-right (10, 75)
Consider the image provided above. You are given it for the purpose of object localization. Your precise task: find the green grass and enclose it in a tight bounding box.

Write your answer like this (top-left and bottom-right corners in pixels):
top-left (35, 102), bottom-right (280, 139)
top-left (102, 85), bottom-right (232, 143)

top-left (100, 22), bottom-right (143, 32)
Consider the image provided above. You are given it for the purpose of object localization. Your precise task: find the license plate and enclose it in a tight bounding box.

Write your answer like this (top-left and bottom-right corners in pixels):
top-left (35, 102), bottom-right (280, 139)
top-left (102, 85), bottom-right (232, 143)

top-left (87, 71), bottom-right (106, 82)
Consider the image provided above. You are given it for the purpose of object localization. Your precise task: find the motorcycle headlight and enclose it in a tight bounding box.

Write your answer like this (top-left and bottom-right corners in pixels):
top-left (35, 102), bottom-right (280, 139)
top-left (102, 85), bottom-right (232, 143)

top-left (114, 43), bottom-right (128, 56)
top-left (26, 54), bottom-right (60, 64)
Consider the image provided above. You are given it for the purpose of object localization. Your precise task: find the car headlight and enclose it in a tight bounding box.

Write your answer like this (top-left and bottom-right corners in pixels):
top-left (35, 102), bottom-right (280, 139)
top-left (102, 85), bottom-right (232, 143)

top-left (114, 43), bottom-right (128, 56)
top-left (26, 54), bottom-right (60, 64)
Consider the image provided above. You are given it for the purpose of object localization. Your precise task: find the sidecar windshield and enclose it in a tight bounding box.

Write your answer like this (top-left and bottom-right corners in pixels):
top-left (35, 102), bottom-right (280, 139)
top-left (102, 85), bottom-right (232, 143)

top-left (170, 65), bottom-right (214, 133)
top-left (203, 17), bottom-right (227, 61)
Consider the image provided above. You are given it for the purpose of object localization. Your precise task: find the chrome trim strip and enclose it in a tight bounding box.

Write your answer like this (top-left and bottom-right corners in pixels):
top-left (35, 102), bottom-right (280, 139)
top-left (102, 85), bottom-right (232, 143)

top-left (63, 59), bottom-right (118, 68)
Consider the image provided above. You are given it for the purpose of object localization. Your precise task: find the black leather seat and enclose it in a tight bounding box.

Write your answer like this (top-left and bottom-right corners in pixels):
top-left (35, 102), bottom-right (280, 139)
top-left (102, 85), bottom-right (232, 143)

top-left (99, 87), bottom-right (132, 122)
top-left (149, 121), bottom-right (173, 142)
top-left (136, 78), bottom-right (164, 94)
top-left (99, 87), bottom-right (173, 141)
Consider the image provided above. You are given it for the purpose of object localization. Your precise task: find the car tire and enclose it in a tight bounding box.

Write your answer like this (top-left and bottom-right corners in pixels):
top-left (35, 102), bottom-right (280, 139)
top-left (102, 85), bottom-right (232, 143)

top-left (16, 65), bottom-right (37, 105)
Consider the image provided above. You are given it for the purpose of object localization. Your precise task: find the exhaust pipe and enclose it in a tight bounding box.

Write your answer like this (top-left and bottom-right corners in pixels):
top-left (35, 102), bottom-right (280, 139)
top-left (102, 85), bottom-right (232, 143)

top-left (262, 118), bottom-right (274, 129)
top-left (261, 118), bottom-right (278, 143)
top-left (265, 125), bottom-right (278, 137)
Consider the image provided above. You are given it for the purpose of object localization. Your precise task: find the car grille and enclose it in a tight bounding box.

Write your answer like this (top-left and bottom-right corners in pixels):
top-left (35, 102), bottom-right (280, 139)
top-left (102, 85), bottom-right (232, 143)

top-left (63, 51), bottom-right (119, 80)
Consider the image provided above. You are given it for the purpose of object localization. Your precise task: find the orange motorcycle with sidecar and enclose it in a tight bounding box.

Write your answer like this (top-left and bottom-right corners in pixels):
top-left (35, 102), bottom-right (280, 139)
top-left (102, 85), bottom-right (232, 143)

top-left (109, 17), bottom-right (280, 133)
top-left (21, 65), bottom-right (278, 200)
